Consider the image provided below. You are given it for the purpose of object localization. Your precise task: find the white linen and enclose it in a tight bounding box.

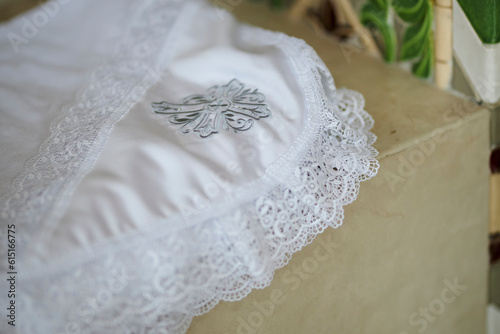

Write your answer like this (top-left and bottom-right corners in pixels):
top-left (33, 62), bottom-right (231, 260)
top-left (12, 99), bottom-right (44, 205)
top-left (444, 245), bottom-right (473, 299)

top-left (0, 0), bottom-right (133, 198)
top-left (0, 1), bottom-right (378, 333)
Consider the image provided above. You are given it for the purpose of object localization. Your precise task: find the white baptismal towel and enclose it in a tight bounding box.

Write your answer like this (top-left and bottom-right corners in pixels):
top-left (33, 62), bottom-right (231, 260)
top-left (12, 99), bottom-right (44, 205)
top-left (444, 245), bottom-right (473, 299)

top-left (0, 0), bottom-right (378, 333)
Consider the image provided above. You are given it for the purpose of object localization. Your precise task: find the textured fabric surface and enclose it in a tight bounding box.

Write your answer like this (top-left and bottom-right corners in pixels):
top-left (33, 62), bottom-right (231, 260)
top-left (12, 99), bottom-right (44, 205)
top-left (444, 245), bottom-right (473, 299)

top-left (0, 0), bottom-right (378, 333)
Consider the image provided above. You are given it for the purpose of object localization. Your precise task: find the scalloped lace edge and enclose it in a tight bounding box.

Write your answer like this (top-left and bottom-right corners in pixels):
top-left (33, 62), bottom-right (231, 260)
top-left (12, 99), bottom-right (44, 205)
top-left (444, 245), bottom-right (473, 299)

top-left (0, 2), bottom-right (378, 334)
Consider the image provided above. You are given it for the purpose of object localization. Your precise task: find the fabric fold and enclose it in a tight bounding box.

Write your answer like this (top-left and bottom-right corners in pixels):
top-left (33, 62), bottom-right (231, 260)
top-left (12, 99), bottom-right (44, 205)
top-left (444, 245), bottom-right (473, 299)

top-left (0, 1), bottom-right (378, 333)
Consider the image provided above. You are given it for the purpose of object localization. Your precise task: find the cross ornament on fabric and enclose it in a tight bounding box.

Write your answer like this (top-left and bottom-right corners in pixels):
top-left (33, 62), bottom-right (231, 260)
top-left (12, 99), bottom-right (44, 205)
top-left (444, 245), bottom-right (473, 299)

top-left (151, 79), bottom-right (271, 138)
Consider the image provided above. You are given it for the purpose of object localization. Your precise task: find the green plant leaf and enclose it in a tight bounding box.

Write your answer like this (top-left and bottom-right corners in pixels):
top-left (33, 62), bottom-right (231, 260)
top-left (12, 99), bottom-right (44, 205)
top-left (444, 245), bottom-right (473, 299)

top-left (393, 0), bottom-right (427, 23)
top-left (399, 4), bottom-right (432, 60)
top-left (362, 1), bottom-right (388, 21)
top-left (412, 34), bottom-right (433, 78)
top-left (373, 0), bottom-right (391, 10)
top-left (361, 2), bottom-right (397, 62)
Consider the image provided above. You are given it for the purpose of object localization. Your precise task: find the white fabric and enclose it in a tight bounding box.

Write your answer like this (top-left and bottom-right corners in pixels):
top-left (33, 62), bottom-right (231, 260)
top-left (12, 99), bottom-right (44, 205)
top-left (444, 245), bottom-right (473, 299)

top-left (0, 0), bottom-right (378, 333)
top-left (0, 0), bottom-right (133, 198)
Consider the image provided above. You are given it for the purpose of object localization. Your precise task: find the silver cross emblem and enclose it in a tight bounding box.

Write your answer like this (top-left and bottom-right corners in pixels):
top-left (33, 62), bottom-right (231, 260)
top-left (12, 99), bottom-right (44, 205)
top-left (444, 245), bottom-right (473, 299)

top-left (151, 79), bottom-right (271, 138)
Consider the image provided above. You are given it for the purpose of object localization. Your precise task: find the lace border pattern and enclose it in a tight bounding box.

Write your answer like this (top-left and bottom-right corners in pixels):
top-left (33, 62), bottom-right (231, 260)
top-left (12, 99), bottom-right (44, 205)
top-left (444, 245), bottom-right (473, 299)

top-left (0, 0), bottom-right (189, 260)
top-left (1, 3), bottom-right (378, 334)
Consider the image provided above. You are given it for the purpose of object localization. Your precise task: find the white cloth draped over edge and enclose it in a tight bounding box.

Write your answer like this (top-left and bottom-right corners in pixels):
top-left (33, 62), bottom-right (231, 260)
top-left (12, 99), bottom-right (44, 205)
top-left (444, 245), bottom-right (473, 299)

top-left (0, 1), bottom-right (378, 333)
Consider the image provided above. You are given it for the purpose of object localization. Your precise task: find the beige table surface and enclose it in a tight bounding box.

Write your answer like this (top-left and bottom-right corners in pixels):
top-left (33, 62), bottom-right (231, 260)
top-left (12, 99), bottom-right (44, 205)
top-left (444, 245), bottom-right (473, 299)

top-left (188, 2), bottom-right (490, 334)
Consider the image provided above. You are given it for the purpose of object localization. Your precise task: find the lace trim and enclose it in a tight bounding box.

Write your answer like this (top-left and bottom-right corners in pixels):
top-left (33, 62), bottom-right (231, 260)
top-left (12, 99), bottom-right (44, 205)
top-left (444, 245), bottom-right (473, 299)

top-left (0, 0), bottom-right (193, 260)
top-left (2, 4), bottom-right (378, 334)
